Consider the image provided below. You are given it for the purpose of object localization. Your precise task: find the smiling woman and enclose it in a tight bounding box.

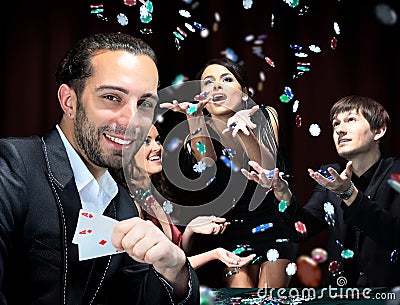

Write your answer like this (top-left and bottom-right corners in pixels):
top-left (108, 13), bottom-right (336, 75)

top-left (111, 122), bottom-right (257, 271)
top-left (159, 57), bottom-right (298, 288)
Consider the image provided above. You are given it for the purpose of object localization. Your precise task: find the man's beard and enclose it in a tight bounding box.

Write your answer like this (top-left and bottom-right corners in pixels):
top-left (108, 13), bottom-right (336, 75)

top-left (74, 100), bottom-right (141, 170)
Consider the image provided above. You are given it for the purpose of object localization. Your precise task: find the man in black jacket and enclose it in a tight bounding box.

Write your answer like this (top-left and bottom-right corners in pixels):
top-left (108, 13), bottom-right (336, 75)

top-left (0, 32), bottom-right (199, 305)
top-left (243, 95), bottom-right (400, 287)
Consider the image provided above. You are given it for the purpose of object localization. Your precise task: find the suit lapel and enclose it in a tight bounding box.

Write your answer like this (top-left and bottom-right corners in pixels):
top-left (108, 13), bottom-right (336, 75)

top-left (365, 158), bottom-right (394, 201)
top-left (42, 128), bottom-right (82, 257)
top-left (41, 128), bottom-right (140, 304)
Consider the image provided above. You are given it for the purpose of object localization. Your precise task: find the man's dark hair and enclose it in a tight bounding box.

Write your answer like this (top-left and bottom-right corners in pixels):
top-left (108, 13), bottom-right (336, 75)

top-left (330, 95), bottom-right (391, 155)
top-left (55, 32), bottom-right (157, 98)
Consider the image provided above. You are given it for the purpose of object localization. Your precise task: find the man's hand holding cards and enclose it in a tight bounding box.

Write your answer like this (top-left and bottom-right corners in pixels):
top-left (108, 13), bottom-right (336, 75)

top-left (73, 209), bottom-right (125, 261)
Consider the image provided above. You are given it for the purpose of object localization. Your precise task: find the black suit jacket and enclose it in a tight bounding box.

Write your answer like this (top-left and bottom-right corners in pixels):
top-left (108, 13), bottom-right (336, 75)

top-left (0, 128), bottom-right (199, 305)
top-left (284, 158), bottom-right (400, 287)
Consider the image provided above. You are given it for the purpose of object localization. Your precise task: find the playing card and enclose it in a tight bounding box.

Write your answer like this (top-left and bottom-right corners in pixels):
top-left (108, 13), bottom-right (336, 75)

top-left (72, 211), bottom-right (96, 244)
top-left (73, 209), bottom-right (125, 261)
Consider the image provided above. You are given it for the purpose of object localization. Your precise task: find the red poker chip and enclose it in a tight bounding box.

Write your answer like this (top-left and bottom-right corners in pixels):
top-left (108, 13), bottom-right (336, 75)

top-left (264, 56), bottom-right (275, 67)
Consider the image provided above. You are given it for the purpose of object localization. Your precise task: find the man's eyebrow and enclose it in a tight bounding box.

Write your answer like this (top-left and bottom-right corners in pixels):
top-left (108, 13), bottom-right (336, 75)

top-left (96, 85), bottom-right (129, 95)
top-left (142, 93), bottom-right (159, 102)
top-left (95, 86), bottom-right (159, 102)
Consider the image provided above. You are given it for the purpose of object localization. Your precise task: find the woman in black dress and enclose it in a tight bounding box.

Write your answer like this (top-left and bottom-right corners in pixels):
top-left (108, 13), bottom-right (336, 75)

top-left (160, 58), bottom-right (298, 288)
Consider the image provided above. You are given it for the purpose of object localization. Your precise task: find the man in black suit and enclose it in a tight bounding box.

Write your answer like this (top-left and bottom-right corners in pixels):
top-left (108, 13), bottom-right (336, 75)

top-left (243, 95), bottom-right (400, 287)
top-left (0, 32), bottom-right (199, 305)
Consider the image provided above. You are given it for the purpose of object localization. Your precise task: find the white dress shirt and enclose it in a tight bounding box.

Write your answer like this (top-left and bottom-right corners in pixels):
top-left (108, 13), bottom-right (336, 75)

top-left (56, 125), bottom-right (118, 215)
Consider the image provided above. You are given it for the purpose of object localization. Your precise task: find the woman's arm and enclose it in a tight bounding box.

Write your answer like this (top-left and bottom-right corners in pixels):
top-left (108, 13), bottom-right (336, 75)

top-left (188, 248), bottom-right (256, 269)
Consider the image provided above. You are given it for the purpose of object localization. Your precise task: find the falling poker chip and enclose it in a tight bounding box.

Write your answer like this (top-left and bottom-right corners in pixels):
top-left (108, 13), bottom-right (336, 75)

top-left (140, 28), bottom-right (153, 35)
top-left (245, 34), bottom-right (255, 42)
top-left (267, 249), bottom-right (280, 261)
top-left (185, 23), bottom-right (196, 32)
top-left (309, 123), bottom-right (321, 137)
top-left (196, 141), bottom-right (206, 154)
top-left (341, 249), bottom-right (354, 259)
top-left (391, 173), bottom-right (400, 183)
top-left (388, 179), bottom-right (400, 193)
top-left (222, 148), bottom-right (236, 158)
top-left (333, 22), bottom-right (341, 35)
top-left (318, 170), bottom-right (334, 180)
top-left (295, 221), bottom-right (307, 234)
top-left (243, 0), bottom-right (253, 9)
top-left (391, 250), bottom-right (398, 263)
top-left (117, 13), bottom-right (129, 26)
top-left (336, 239), bottom-right (345, 249)
top-left (200, 28), bottom-right (210, 38)
top-left (295, 114), bottom-right (302, 127)
top-left (162, 200), bottom-right (174, 214)
top-left (278, 200), bottom-right (288, 212)
top-left (173, 31), bottom-right (185, 41)
top-left (294, 52), bottom-right (308, 58)
top-left (331, 37), bottom-right (337, 49)
top-left (200, 286), bottom-right (216, 304)
top-left (220, 155), bottom-right (240, 172)
top-left (186, 104), bottom-right (198, 115)
top-left (285, 262), bottom-right (297, 276)
top-left (324, 202), bottom-right (335, 215)
top-left (375, 3), bottom-right (398, 25)
top-left (328, 260), bottom-right (339, 273)
top-left (309, 44), bottom-right (321, 53)
top-left (284, 86), bottom-right (294, 99)
top-left (265, 56), bottom-right (275, 67)
top-left (124, 0), bottom-right (136, 6)
top-left (179, 9), bottom-right (191, 18)
top-left (233, 246), bottom-right (246, 255)
top-left (324, 201), bottom-right (335, 227)
top-left (193, 161), bottom-right (207, 173)
top-left (166, 137), bottom-right (182, 152)
top-left (290, 44), bottom-right (302, 50)
top-left (279, 94), bottom-right (291, 103)
top-left (292, 100), bottom-right (299, 113)
top-left (311, 248), bottom-right (328, 264)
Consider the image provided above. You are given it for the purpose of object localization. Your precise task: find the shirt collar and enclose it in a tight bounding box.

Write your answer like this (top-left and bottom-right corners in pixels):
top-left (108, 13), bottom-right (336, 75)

top-left (56, 125), bottom-right (118, 213)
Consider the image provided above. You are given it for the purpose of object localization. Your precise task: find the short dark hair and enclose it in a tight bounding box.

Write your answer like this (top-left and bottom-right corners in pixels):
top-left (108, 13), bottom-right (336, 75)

top-left (330, 95), bottom-right (391, 131)
top-left (330, 95), bottom-right (391, 156)
top-left (55, 32), bottom-right (157, 98)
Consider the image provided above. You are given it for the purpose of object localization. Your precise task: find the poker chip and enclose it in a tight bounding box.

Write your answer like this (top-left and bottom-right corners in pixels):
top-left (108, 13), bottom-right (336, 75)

top-left (267, 249), bottom-right (280, 261)
top-left (375, 3), bottom-right (397, 25)
top-left (328, 260), bottom-right (339, 273)
top-left (309, 124), bottom-right (321, 137)
top-left (196, 141), bottom-right (206, 154)
top-left (292, 100), bottom-right (299, 113)
top-left (330, 37), bottom-right (337, 49)
top-left (264, 56), bottom-right (275, 67)
top-left (341, 249), bottom-right (354, 259)
top-left (391, 250), bottom-right (398, 263)
top-left (162, 200), bottom-right (174, 214)
top-left (295, 114), bottom-right (302, 127)
top-left (285, 262), bottom-right (297, 276)
top-left (294, 221), bottom-right (307, 234)
top-left (311, 247), bottom-right (328, 263)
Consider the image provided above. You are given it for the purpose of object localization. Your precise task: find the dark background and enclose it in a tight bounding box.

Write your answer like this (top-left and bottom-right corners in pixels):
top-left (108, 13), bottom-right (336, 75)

top-left (1, 0), bottom-right (399, 286)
